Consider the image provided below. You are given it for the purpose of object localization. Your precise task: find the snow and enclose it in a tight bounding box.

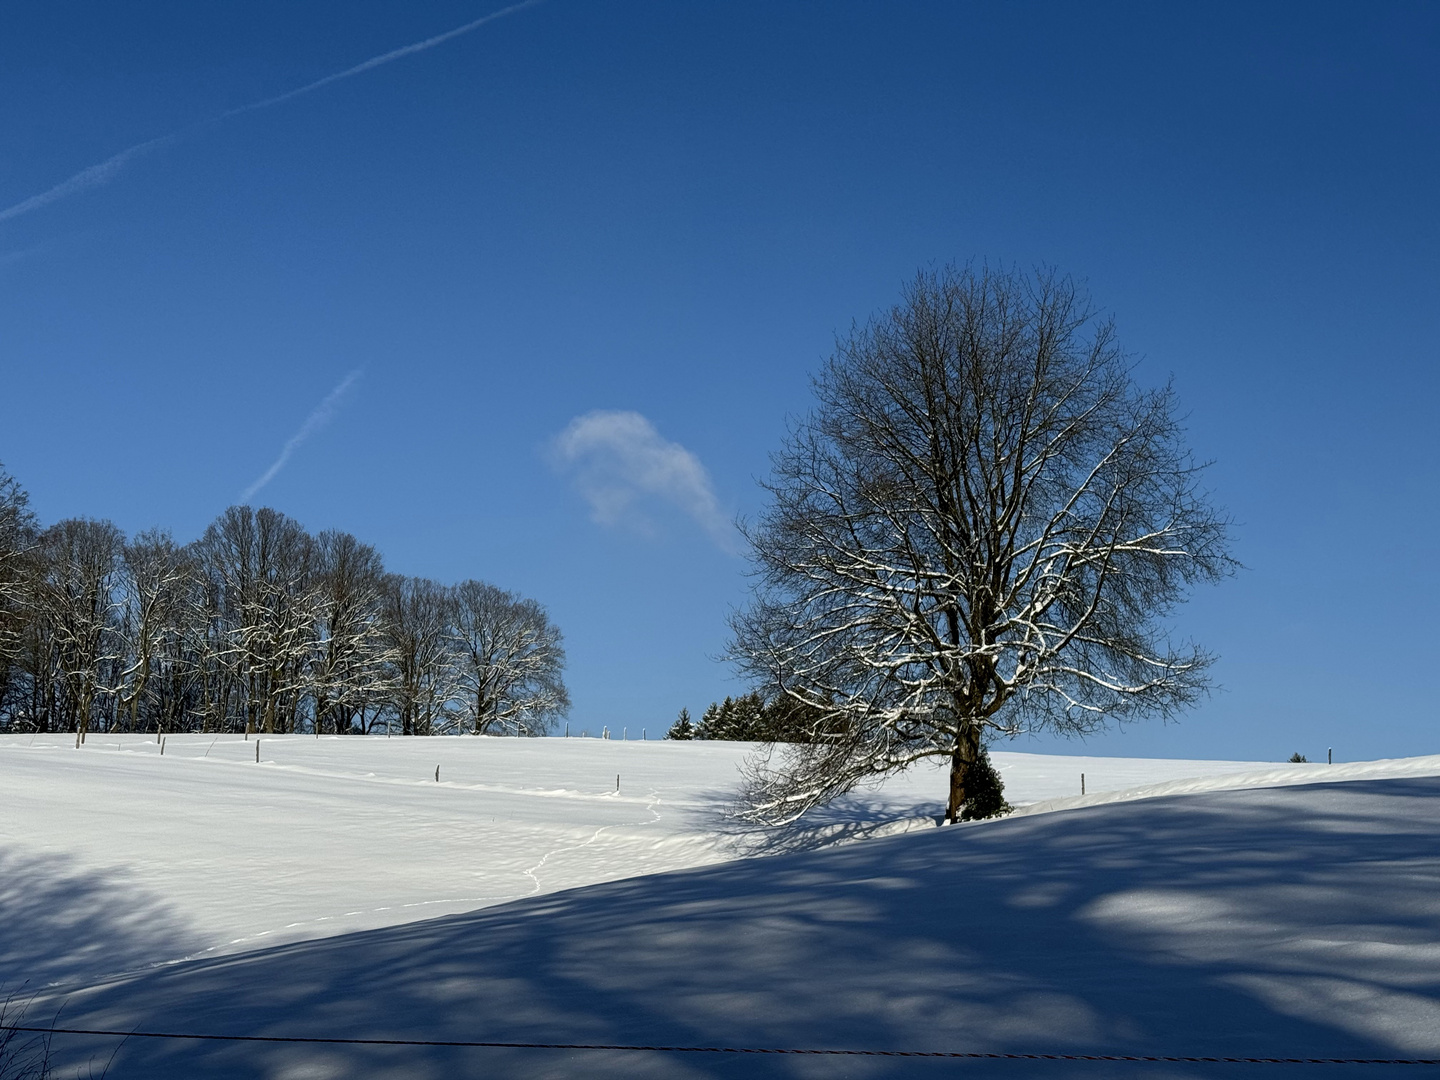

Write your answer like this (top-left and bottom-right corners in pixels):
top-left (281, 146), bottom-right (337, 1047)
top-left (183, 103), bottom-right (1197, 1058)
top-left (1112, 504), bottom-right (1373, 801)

top-left (0, 733), bottom-right (756, 987)
top-left (0, 733), bottom-right (1322, 989)
top-left (0, 734), bottom-right (1288, 984)
top-left (1010, 752), bottom-right (1440, 817)
top-left (4, 734), bottom-right (1440, 1077)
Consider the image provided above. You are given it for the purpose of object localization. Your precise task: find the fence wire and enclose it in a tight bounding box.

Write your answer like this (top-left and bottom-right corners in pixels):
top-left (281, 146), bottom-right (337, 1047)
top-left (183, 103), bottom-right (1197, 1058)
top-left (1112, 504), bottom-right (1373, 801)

top-left (4, 1025), bottom-right (1439, 1065)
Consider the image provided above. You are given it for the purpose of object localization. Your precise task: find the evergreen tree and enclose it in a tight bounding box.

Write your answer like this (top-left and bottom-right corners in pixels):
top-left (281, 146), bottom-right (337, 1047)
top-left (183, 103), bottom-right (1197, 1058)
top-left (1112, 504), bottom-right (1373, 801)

top-left (761, 695), bottom-right (842, 743)
top-left (666, 707), bottom-right (695, 740)
top-left (682, 692), bottom-right (850, 743)
top-left (697, 698), bottom-right (728, 739)
top-left (726, 692), bottom-right (765, 739)
top-left (958, 746), bottom-right (1011, 821)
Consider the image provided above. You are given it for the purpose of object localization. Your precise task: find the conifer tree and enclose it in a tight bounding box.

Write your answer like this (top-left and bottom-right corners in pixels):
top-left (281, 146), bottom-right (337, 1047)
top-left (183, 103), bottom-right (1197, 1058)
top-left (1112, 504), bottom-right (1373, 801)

top-left (958, 746), bottom-right (1011, 820)
top-left (666, 707), bottom-right (695, 740)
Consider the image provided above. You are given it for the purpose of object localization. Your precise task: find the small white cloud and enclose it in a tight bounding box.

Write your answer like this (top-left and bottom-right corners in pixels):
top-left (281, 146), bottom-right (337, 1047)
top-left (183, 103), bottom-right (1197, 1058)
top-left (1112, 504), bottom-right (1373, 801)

top-left (551, 410), bottom-right (736, 551)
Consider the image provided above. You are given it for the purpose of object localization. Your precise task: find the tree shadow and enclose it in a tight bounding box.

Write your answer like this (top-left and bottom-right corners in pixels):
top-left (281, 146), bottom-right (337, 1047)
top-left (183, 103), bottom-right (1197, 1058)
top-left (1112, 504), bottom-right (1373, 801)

top-left (693, 785), bottom-right (940, 857)
top-left (37, 777), bottom-right (1440, 1079)
top-left (0, 848), bottom-right (207, 991)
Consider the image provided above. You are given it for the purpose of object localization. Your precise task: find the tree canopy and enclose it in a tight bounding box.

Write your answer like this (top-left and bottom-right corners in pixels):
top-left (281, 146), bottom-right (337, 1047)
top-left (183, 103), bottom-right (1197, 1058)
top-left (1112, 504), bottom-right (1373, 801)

top-left (729, 266), bottom-right (1234, 823)
top-left (0, 469), bottom-right (568, 739)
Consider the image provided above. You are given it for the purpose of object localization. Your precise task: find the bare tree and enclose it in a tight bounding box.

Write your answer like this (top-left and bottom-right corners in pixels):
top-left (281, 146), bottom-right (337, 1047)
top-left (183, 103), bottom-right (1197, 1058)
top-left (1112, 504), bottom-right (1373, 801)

top-left (451, 580), bottom-right (569, 736)
top-left (0, 478), bottom-right (571, 740)
top-left (256, 509), bottom-right (318, 735)
top-left (35, 518), bottom-right (124, 745)
top-left (729, 265), bottom-right (1233, 823)
top-left (194, 508), bottom-right (260, 733)
top-left (116, 529), bottom-right (198, 733)
top-left (0, 464), bottom-right (37, 722)
top-left (379, 575), bottom-right (459, 735)
top-left (310, 530), bottom-right (389, 734)
top-left (196, 506), bottom-right (317, 735)
top-left (0, 464), bottom-right (34, 619)
top-left (145, 566), bottom-right (210, 736)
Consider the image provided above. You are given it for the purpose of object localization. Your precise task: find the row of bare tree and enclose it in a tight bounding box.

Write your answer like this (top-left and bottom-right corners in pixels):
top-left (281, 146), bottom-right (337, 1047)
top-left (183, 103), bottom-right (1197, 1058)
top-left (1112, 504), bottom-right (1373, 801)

top-left (0, 468), bottom-right (569, 740)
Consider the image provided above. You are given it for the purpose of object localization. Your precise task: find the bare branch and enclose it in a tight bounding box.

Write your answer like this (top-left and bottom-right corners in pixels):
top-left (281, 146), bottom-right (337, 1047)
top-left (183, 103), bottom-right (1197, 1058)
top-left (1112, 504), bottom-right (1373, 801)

top-left (729, 264), bottom-right (1235, 823)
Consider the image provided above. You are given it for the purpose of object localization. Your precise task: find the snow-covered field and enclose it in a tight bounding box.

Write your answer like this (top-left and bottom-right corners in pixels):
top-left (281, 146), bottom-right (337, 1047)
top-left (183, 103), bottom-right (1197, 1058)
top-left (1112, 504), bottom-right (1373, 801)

top-left (0, 733), bottom-right (1288, 988)
top-left (4, 734), bottom-right (1439, 1077)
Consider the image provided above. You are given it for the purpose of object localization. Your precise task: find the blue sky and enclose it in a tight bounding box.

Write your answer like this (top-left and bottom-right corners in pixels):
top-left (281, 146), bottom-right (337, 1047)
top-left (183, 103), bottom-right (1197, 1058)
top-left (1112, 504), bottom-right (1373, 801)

top-left (2, 1), bottom-right (1437, 761)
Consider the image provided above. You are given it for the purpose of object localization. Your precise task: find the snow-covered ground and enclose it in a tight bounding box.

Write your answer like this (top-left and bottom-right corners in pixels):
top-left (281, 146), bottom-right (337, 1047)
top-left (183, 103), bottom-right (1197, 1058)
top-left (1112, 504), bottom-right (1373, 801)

top-left (4, 734), bottom-right (1439, 1077)
top-left (0, 733), bottom-right (1282, 987)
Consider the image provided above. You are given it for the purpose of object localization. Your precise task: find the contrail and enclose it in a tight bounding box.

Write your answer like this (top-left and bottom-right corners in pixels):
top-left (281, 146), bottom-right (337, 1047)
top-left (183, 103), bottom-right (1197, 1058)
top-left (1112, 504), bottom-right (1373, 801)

top-left (0, 0), bottom-right (540, 226)
top-left (0, 134), bottom-right (177, 225)
top-left (0, 243), bottom-right (49, 268)
top-left (217, 0), bottom-right (540, 120)
top-left (240, 369), bottom-right (363, 504)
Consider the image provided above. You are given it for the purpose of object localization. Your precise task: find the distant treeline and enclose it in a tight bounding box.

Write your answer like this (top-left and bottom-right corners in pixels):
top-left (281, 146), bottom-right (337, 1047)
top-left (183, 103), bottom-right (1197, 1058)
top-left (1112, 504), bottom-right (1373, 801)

top-left (0, 462), bottom-right (568, 739)
top-left (666, 692), bottom-right (847, 743)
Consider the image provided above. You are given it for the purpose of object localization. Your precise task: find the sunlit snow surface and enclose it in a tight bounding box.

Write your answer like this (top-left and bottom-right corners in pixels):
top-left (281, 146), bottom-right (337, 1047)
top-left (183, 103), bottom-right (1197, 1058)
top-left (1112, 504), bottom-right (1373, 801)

top-left (0, 733), bottom-right (1285, 984)
top-left (4, 735), bottom-right (1440, 1078)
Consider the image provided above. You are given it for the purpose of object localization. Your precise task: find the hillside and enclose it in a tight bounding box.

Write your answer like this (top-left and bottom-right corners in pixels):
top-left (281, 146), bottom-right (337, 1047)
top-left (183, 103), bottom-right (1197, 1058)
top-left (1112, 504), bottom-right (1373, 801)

top-left (0, 733), bottom-right (1283, 989)
top-left (24, 769), bottom-right (1440, 1079)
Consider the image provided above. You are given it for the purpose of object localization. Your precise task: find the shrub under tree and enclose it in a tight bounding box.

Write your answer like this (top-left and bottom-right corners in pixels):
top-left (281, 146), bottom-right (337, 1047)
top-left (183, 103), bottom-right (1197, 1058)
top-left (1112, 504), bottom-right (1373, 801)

top-left (958, 746), bottom-right (1011, 821)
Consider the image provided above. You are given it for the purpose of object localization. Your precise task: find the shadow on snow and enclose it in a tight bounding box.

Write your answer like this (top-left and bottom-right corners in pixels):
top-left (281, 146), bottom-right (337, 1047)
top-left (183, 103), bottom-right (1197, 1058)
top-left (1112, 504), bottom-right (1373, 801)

top-left (0, 847), bottom-right (207, 992)
top-left (35, 777), bottom-right (1440, 1079)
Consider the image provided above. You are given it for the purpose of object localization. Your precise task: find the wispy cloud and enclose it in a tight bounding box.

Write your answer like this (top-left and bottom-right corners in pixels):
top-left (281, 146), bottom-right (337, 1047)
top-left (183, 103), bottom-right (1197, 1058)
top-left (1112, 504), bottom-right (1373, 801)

top-left (240, 370), bottom-right (362, 504)
top-left (0, 135), bottom-right (177, 225)
top-left (0, 232), bottom-right (93, 269)
top-left (0, 1), bottom-right (541, 226)
top-left (0, 243), bottom-right (51, 269)
top-left (217, 0), bottom-right (540, 121)
top-left (551, 410), bottom-right (737, 552)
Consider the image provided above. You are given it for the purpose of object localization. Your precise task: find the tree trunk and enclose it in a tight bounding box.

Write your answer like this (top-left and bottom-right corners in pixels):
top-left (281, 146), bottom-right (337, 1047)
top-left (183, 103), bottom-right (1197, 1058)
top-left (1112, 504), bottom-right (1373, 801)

top-left (944, 725), bottom-right (981, 823)
top-left (128, 653), bottom-right (150, 732)
top-left (263, 673), bottom-right (278, 734)
top-left (245, 671), bottom-right (257, 736)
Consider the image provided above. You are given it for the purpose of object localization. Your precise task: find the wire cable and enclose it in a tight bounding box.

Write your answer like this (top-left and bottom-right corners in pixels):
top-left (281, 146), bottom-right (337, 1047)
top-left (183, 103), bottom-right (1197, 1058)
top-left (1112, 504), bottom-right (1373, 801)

top-left (4, 1025), bottom-right (1439, 1064)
